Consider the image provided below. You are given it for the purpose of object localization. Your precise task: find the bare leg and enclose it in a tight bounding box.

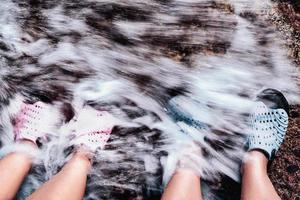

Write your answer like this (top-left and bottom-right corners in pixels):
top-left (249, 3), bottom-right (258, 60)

top-left (241, 151), bottom-right (280, 200)
top-left (161, 169), bottom-right (202, 200)
top-left (28, 148), bottom-right (91, 200)
top-left (0, 141), bottom-right (35, 200)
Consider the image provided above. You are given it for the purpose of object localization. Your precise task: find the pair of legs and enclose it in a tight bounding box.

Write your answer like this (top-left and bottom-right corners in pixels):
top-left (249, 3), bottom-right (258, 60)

top-left (161, 150), bottom-right (280, 200)
top-left (0, 88), bottom-right (287, 199)
top-left (0, 101), bottom-right (114, 199)
top-left (0, 140), bottom-right (91, 200)
top-left (163, 89), bottom-right (288, 200)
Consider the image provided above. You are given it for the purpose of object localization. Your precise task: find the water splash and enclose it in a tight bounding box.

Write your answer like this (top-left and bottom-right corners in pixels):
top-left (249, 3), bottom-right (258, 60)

top-left (0, 0), bottom-right (299, 199)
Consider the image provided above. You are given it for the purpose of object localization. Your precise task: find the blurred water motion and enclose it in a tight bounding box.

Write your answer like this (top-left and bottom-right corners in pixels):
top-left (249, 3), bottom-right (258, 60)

top-left (0, 0), bottom-right (299, 199)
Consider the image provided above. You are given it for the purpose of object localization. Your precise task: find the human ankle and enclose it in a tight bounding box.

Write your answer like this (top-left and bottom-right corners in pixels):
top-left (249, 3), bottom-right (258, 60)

top-left (175, 168), bottom-right (200, 179)
top-left (18, 139), bottom-right (37, 148)
top-left (247, 151), bottom-right (268, 164)
top-left (73, 147), bottom-right (93, 164)
top-left (242, 150), bottom-right (268, 174)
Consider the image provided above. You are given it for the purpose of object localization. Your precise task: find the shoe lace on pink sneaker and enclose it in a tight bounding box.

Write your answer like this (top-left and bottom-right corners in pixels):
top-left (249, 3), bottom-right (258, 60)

top-left (13, 101), bottom-right (60, 144)
top-left (65, 106), bottom-right (116, 152)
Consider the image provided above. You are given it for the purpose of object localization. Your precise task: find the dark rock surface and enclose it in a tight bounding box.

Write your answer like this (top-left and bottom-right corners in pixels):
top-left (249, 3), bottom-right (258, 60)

top-left (269, 105), bottom-right (300, 200)
top-left (271, 0), bottom-right (300, 65)
top-left (269, 2), bottom-right (300, 199)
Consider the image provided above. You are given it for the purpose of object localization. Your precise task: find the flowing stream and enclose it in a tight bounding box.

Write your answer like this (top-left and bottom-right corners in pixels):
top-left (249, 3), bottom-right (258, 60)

top-left (0, 0), bottom-right (299, 199)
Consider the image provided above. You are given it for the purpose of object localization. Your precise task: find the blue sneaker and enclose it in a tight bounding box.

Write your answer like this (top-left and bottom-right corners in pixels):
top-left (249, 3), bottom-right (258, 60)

top-left (247, 89), bottom-right (289, 160)
top-left (166, 96), bottom-right (209, 133)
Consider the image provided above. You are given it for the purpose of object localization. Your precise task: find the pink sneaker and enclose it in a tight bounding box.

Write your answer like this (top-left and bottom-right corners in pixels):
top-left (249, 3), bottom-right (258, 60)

top-left (13, 101), bottom-right (60, 144)
top-left (65, 106), bottom-right (116, 152)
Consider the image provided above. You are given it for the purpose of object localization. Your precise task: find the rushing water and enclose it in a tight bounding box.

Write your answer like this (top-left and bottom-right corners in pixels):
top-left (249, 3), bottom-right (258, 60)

top-left (0, 0), bottom-right (299, 199)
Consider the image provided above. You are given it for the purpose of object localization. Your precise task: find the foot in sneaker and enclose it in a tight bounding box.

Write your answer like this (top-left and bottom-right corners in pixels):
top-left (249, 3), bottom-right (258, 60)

top-left (167, 96), bottom-right (209, 134)
top-left (247, 89), bottom-right (289, 160)
top-left (13, 101), bottom-right (61, 144)
top-left (65, 106), bottom-right (116, 152)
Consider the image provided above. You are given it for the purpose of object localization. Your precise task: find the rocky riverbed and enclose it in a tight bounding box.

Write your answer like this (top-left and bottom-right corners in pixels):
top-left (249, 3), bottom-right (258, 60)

top-left (271, 0), bottom-right (300, 65)
top-left (270, 1), bottom-right (300, 199)
top-left (0, 0), bottom-right (299, 199)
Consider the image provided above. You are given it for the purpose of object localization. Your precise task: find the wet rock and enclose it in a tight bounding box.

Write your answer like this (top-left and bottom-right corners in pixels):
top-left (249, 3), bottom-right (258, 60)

top-left (293, 149), bottom-right (300, 158)
top-left (240, 11), bottom-right (258, 23)
top-left (290, 110), bottom-right (300, 118)
top-left (0, 41), bottom-right (9, 51)
top-left (286, 165), bottom-right (299, 173)
top-left (271, 0), bottom-right (300, 65)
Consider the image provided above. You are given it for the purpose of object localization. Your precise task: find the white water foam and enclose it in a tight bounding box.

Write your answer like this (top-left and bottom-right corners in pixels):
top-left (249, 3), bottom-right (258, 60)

top-left (0, 0), bottom-right (299, 199)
